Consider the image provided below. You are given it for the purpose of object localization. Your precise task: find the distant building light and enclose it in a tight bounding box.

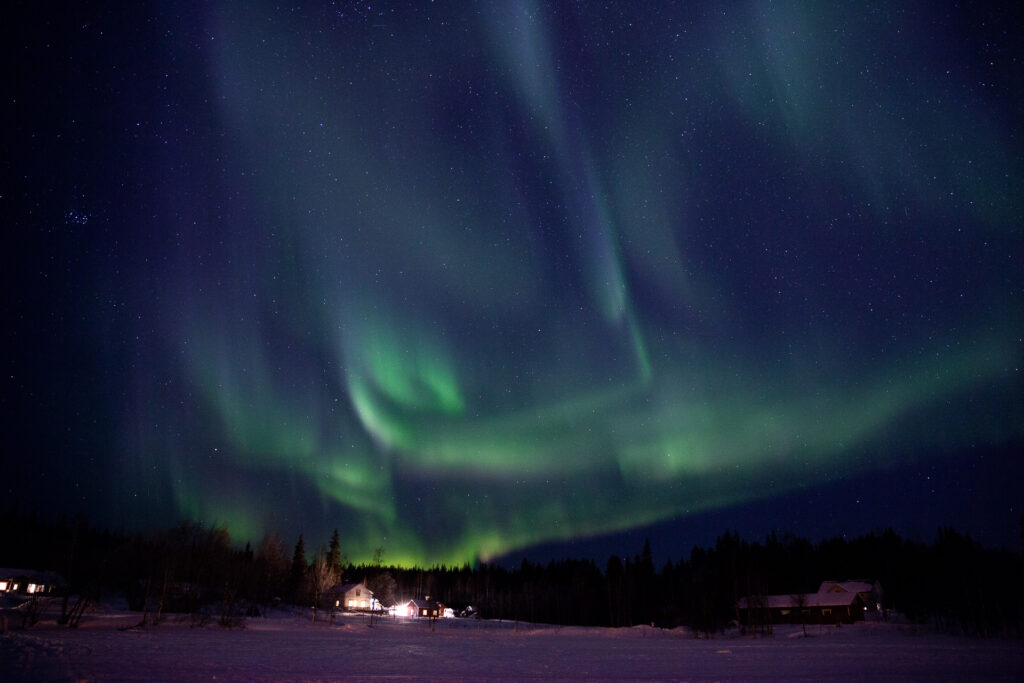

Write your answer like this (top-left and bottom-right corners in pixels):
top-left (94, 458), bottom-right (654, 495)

top-left (0, 581), bottom-right (7, 591)
top-left (27, 583), bottom-right (38, 594)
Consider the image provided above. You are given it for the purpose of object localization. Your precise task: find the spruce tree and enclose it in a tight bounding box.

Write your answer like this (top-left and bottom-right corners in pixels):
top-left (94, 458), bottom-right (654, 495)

top-left (327, 530), bottom-right (342, 577)
top-left (288, 534), bottom-right (308, 604)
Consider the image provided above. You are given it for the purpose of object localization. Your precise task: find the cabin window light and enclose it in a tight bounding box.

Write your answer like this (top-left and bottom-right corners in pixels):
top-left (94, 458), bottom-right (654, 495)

top-left (0, 581), bottom-right (7, 591)
top-left (27, 583), bottom-right (38, 594)
top-left (335, 600), bottom-right (340, 607)
top-left (348, 599), bottom-right (356, 608)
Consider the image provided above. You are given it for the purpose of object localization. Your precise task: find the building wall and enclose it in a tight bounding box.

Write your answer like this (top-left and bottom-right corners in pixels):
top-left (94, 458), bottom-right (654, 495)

top-left (406, 601), bottom-right (441, 618)
top-left (343, 587), bottom-right (372, 610)
top-left (771, 606), bottom-right (862, 625)
top-left (741, 600), bottom-right (866, 625)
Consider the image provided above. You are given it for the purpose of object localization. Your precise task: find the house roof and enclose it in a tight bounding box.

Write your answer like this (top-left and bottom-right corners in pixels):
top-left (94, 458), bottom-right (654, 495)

top-left (818, 580), bottom-right (875, 594)
top-left (0, 568), bottom-right (65, 585)
top-left (407, 599), bottom-right (441, 609)
top-left (326, 581), bottom-right (373, 596)
top-left (738, 592), bottom-right (863, 609)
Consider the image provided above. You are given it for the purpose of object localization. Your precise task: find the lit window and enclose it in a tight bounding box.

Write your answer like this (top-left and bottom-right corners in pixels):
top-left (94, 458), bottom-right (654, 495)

top-left (0, 581), bottom-right (7, 591)
top-left (27, 584), bottom-right (38, 594)
top-left (348, 599), bottom-right (356, 607)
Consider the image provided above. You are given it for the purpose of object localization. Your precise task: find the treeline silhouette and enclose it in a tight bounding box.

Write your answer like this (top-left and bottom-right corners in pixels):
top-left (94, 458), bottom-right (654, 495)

top-left (2, 507), bottom-right (1021, 636)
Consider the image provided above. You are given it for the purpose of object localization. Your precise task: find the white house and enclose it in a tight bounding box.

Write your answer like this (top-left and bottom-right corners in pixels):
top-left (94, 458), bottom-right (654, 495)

top-left (326, 580), bottom-right (376, 611)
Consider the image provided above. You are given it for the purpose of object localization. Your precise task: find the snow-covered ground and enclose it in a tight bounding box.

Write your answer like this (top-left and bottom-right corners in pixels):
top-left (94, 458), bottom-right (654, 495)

top-left (2, 602), bottom-right (1021, 681)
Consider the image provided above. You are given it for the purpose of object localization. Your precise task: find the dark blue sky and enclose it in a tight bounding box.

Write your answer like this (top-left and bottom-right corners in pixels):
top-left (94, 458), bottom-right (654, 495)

top-left (5, 1), bottom-right (1022, 565)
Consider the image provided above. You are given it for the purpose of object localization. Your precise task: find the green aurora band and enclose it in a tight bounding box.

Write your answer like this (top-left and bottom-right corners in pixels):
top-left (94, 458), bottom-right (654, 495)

top-left (127, 2), bottom-right (1021, 566)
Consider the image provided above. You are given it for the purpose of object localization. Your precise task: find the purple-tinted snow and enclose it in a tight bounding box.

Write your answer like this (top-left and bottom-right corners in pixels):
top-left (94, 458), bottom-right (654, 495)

top-left (2, 607), bottom-right (1021, 681)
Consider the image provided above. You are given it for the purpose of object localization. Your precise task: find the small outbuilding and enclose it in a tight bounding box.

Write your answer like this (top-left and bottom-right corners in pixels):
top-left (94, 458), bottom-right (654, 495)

top-left (405, 598), bottom-right (443, 618)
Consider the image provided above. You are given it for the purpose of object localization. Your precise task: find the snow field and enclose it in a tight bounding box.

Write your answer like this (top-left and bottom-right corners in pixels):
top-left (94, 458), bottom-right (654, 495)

top-left (2, 607), bottom-right (1022, 681)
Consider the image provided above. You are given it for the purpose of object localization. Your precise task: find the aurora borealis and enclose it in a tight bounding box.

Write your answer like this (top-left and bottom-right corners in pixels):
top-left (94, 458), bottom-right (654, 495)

top-left (7, 2), bottom-right (1022, 566)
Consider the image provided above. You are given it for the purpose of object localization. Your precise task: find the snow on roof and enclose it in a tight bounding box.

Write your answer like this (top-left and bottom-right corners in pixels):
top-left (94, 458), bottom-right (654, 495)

top-left (818, 580), bottom-right (875, 594)
top-left (407, 599), bottom-right (441, 608)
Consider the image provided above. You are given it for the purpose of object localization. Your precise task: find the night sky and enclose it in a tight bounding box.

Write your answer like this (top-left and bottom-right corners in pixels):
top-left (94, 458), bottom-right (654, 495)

top-left (6, 1), bottom-right (1022, 566)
